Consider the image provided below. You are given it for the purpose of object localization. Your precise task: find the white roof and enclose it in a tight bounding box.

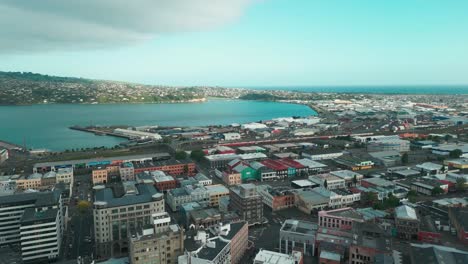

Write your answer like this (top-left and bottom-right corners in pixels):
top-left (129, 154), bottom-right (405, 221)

top-left (295, 159), bottom-right (327, 169)
top-left (254, 249), bottom-right (297, 264)
top-left (416, 162), bottom-right (443, 171)
top-left (395, 205), bottom-right (418, 220)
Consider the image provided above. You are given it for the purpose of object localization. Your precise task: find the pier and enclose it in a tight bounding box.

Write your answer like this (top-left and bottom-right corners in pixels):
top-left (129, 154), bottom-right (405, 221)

top-left (0, 140), bottom-right (24, 151)
top-left (69, 126), bottom-right (132, 139)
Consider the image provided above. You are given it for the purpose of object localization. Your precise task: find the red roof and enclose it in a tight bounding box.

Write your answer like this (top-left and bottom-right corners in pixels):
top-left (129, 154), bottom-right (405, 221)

top-left (278, 158), bottom-right (306, 169)
top-left (438, 180), bottom-right (455, 187)
top-left (261, 159), bottom-right (289, 171)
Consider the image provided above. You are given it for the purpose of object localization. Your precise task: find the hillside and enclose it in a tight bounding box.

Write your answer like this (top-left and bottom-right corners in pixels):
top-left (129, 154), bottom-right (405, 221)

top-left (0, 71), bottom-right (205, 105)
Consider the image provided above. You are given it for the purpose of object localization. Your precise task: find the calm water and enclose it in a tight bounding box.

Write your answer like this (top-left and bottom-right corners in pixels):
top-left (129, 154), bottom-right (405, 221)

top-left (247, 85), bottom-right (468, 94)
top-left (0, 100), bottom-right (315, 151)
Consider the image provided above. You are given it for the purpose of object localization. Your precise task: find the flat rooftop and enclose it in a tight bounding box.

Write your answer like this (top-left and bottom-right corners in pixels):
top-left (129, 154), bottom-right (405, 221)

top-left (280, 219), bottom-right (318, 236)
top-left (34, 153), bottom-right (170, 168)
top-left (94, 183), bottom-right (161, 208)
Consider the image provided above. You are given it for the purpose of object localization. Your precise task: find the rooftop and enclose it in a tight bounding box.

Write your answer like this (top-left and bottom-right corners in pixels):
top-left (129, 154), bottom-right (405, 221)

top-left (21, 207), bottom-right (58, 224)
top-left (322, 207), bottom-right (364, 221)
top-left (395, 205), bottom-right (418, 220)
top-left (330, 170), bottom-right (363, 180)
top-left (254, 249), bottom-right (299, 264)
top-left (94, 183), bottom-right (160, 208)
top-left (280, 219), bottom-right (318, 236)
top-left (410, 243), bottom-right (468, 264)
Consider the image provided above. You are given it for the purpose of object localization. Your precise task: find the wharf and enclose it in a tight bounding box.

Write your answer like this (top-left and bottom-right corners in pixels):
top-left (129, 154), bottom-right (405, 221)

top-left (0, 140), bottom-right (24, 150)
top-left (69, 126), bottom-right (131, 139)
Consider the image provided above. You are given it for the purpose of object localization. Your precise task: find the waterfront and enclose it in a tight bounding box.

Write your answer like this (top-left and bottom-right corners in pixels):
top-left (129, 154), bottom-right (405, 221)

top-left (0, 99), bottom-right (316, 151)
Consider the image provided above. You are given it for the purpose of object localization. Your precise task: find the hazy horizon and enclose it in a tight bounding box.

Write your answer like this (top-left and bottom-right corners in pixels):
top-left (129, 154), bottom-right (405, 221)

top-left (1, 1), bottom-right (468, 86)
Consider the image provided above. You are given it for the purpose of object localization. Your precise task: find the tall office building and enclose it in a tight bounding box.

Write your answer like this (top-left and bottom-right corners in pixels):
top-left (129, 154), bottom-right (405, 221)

top-left (93, 182), bottom-right (165, 259)
top-left (0, 191), bottom-right (64, 263)
top-left (229, 184), bottom-right (263, 225)
top-left (129, 212), bottom-right (184, 264)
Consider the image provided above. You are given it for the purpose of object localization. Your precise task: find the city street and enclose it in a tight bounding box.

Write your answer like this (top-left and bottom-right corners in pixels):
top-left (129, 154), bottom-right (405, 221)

top-left (62, 173), bottom-right (95, 264)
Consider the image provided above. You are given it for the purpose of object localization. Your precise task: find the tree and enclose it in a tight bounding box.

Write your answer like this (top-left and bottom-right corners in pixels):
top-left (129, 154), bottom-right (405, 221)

top-left (449, 149), bottom-right (463, 159)
top-left (407, 190), bottom-right (418, 203)
top-left (77, 200), bottom-right (91, 214)
top-left (431, 186), bottom-right (444, 196)
top-left (352, 175), bottom-right (358, 186)
top-left (163, 137), bottom-right (172, 144)
top-left (190, 149), bottom-right (206, 162)
top-left (361, 192), bottom-right (379, 207)
top-left (323, 180), bottom-right (328, 189)
top-left (175, 151), bottom-right (187, 160)
top-left (455, 177), bottom-right (467, 192)
top-left (183, 164), bottom-right (189, 174)
top-left (401, 153), bottom-right (409, 164)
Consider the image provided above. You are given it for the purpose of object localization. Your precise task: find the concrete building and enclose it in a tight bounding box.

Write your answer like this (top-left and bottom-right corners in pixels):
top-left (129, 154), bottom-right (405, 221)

top-left (254, 250), bottom-right (303, 264)
top-left (0, 191), bottom-right (64, 263)
top-left (256, 185), bottom-right (295, 211)
top-left (293, 189), bottom-right (330, 214)
top-left (205, 154), bottom-right (240, 169)
top-left (409, 244), bottom-right (468, 264)
top-left (369, 151), bottom-right (401, 167)
top-left (92, 167), bottom-right (109, 185)
top-left (309, 174), bottom-right (346, 190)
top-left (190, 208), bottom-right (222, 229)
top-left (349, 222), bottom-right (392, 264)
top-left (55, 167), bottom-right (74, 185)
top-left (93, 183), bottom-right (165, 259)
top-left (195, 173), bottom-right (212, 186)
top-left (180, 221), bottom-right (248, 264)
top-left (133, 160), bottom-right (196, 176)
top-left (222, 133), bottom-right (241, 141)
top-left (250, 161), bottom-right (277, 181)
top-left (129, 212), bottom-right (184, 264)
top-left (318, 207), bottom-right (365, 230)
top-left (431, 143), bottom-right (468, 158)
top-left (330, 170), bottom-right (363, 187)
top-left (230, 184), bottom-right (263, 225)
top-left (147, 171), bottom-right (177, 191)
top-left (301, 149), bottom-right (344, 161)
top-left (295, 159), bottom-right (329, 174)
top-left (448, 207), bottom-right (468, 244)
top-left (20, 201), bottom-right (65, 263)
top-left (15, 173), bottom-right (42, 190)
top-left (222, 171), bottom-right (242, 186)
top-left (206, 185), bottom-right (230, 208)
top-left (334, 155), bottom-right (375, 171)
top-left (366, 138), bottom-right (410, 152)
top-left (119, 162), bottom-right (135, 181)
top-left (33, 153), bottom-right (171, 173)
top-left (279, 219), bottom-right (318, 257)
top-left (166, 184), bottom-right (210, 212)
top-left (395, 205), bottom-right (420, 240)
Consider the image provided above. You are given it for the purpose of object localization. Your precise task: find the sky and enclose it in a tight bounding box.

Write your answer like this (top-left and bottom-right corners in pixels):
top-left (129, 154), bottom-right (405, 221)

top-left (0, 0), bottom-right (468, 87)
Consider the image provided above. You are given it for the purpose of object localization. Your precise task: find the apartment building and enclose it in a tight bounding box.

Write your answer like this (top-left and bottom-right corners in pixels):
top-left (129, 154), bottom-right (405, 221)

top-left (93, 183), bottom-right (165, 259)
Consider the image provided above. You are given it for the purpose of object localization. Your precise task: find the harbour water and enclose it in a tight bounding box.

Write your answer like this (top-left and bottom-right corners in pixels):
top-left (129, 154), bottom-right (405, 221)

top-left (0, 99), bottom-right (316, 151)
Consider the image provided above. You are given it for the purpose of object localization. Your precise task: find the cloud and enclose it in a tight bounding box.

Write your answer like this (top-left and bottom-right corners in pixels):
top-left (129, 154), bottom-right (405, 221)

top-left (0, 0), bottom-right (254, 53)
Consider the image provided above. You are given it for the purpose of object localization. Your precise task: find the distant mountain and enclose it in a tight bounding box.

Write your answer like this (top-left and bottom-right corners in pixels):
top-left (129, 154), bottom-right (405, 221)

top-left (0, 71), bottom-right (205, 105)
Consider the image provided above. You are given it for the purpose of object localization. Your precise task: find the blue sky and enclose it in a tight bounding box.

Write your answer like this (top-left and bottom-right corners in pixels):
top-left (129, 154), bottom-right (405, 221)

top-left (1, 0), bottom-right (467, 86)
